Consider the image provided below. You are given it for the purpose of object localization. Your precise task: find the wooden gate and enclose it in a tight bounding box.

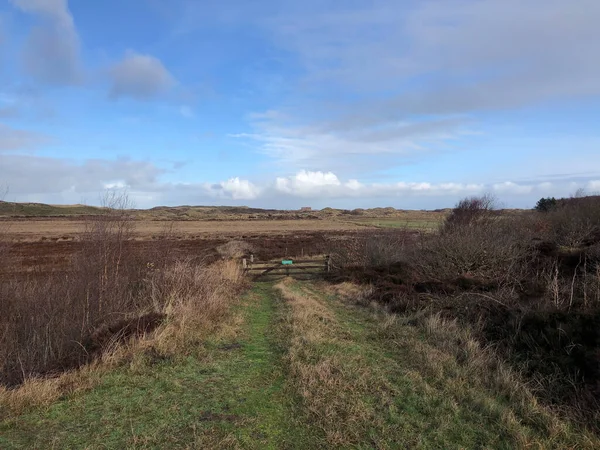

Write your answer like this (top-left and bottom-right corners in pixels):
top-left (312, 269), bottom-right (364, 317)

top-left (242, 254), bottom-right (330, 280)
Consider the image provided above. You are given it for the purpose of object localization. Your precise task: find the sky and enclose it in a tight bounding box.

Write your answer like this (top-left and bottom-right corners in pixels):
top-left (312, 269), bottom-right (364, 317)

top-left (0, 0), bottom-right (599, 210)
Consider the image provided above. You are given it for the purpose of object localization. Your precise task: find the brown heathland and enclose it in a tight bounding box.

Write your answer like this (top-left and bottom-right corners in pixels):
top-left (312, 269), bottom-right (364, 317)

top-left (0, 218), bottom-right (370, 241)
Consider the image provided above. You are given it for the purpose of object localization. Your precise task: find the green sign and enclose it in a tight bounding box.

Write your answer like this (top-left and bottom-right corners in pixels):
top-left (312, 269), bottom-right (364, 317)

top-left (281, 260), bottom-right (293, 265)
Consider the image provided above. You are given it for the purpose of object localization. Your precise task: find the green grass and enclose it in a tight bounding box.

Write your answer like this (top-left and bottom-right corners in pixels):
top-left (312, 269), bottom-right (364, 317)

top-left (279, 281), bottom-right (596, 449)
top-left (0, 201), bottom-right (103, 217)
top-left (0, 284), bottom-right (312, 449)
top-left (2, 280), bottom-right (596, 449)
top-left (348, 217), bottom-right (442, 231)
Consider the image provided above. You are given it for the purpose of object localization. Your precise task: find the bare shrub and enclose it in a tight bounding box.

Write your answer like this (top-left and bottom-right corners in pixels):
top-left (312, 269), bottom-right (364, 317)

top-left (79, 191), bottom-right (137, 303)
top-left (443, 193), bottom-right (498, 231)
top-left (362, 231), bottom-right (410, 267)
top-left (0, 188), bottom-right (249, 388)
top-left (0, 191), bottom-right (152, 386)
top-left (216, 240), bottom-right (254, 259)
top-left (544, 195), bottom-right (600, 248)
top-left (414, 217), bottom-right (530, 289)
top-left (334, 193), bottom-right (600, 430)
top-left (0, 186), bottom-right (9, 263)
top-left (359, 194), bottom-right (600, 429)
top-left (0, 258), bottom-right (244, 417)
top-left (329, 230), bottom-right (413, 270)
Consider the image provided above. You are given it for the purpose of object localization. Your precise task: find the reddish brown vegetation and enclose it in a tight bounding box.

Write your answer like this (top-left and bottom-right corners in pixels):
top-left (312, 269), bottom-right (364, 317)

top-left (0, 201), bottom-right (368, 388)
top-left (329, 195), bottom-right (600, 431)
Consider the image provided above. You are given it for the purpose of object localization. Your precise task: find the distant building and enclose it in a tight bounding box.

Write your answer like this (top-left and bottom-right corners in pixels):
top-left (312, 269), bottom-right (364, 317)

top-left (300, 207), bottom-right (312, 212)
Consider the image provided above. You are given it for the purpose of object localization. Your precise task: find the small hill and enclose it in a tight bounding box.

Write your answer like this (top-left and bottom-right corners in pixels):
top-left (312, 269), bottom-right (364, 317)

top-left (0, 201), bottom-right (104, 217)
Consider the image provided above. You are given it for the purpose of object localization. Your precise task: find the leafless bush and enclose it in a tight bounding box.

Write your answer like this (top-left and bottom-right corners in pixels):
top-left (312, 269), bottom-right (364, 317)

top-left (362, 232), bottom-right (411, 267)
top-left (543, 195), bottom-right (600, 247)
top-left (0, 191), bottom-right (153, 386)
top-left (0, 258), bottom-right (244, 417)
top-left (415, 216), bottom-right (531, 290)
top-left (0, 186), bottom-right (247, 387)
top-left (443, 193), bottom-right (498, 232)
top-left (336, 193), bottom-right (600, 430)
top-left (329, 231), bottom-right (412, 270)
top-left (327, 236), bottom-right (365, 270)
top-left (217, 240), bottom-right (255, 259)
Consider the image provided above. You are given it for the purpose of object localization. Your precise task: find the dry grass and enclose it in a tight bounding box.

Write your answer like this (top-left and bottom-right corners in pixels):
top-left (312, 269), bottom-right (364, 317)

top-left (327, 281), bottom-right (375, 307)
top-left (329, 280), bottom-right (600, 448)
top-left (275, 280), bottom-right (382, 445)
top-left (328, 195), bottom-right (600, 429)
top-left (0, 219), bottom-right (369, 241)
top-left (150, 259), bottom-right (244, 352)
top-left (216, 240), bottom-right (255, 259)
top-left (0, 257), bottom-right (244, 419)
top-left (416, 314), bottom-right (570, 440)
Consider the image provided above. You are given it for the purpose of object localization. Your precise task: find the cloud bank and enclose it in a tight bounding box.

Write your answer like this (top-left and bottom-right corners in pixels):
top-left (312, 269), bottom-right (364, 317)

top-left (109, 51), bottom-right (176, 100)
top-left (239, 0), bottom-right (600, 175)
top-left (1, 149), bottom-right (597, 209)
top-left (0, 123), bottom-right (52, 151)
top-left (11, 0), bottom-right (82, 85)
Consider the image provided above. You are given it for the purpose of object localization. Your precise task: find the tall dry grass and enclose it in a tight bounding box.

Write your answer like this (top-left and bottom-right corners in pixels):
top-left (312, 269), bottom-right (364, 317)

top-left (328, 194), bottom-right (600, 431)
top-left (0, 257), bottom-right (244, 419)
top-left (150, 258), bottom-right (244, 351)
top-left (275, 280), bottom-right (379, 446)
top-left (0, 192), bottom-right (245, 391)
top-left (0, 194), bottom-right (147, 386)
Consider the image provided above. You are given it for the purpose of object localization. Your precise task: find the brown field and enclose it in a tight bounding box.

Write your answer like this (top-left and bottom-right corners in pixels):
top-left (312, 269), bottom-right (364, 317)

top-left (1, 218), bottom-right (379, 241)
top-left (0, 219), bottom-right (376, 275)
top-left (0, 217), bottom-right (403, 278)
top-left (3, 198), bottom-right (600, 440)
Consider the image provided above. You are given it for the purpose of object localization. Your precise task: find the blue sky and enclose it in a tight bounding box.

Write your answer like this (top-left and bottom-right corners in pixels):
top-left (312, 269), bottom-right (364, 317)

top-left (0, 0), bottom-right (599, 209)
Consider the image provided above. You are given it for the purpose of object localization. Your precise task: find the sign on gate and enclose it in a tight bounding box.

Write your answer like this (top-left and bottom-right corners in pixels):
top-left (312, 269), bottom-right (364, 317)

top-left (243, 254), bottom-right (331, 280)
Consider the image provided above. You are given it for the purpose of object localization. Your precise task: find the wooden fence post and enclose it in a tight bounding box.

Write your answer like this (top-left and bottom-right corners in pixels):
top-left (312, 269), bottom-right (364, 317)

top-left (326, 255), bottom-right (331, 273)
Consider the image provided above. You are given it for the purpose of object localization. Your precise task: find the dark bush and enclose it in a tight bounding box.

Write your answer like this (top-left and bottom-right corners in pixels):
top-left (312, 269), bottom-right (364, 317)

top-left (443, 193), bottom-right (498, 231)
top-left (534, 197), bottom-right (557, 212)
top-left (338, 193), bottom-right (600, 430)
top-left (0, 193), bottom-right (173, 386)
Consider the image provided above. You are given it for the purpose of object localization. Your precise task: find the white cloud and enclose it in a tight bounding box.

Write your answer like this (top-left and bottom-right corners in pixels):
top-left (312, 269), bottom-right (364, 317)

top-left (0, 123), bottom-right (51, 151)
top-left (587, 180), bottom-right (600, 192)
top-left (0, 150), bottom-right (597, 209)
top-left (275, 170), bottom-right (341, 195)
top-left (210, 177), bottom-right (261, 200)
top-left (267, 0), bottom-right (600, 109)
top-left (257, 171), bottom-right (597, 204)
top-left (0, 154), bottom-right (165, 196)
top-left (103, 181), bottom-right (128, 190)
top-left (11, 0), bottom-right (82, 85)
top-left (238, 113), bottom-right (469, 175)
top-left (233, 0), bottom-right (600, 179)
top-left (109, 51), bottom-right (175, 100)
top-left (11, 0), bottom-right (73, 26)
top-left (492, 181), bottom-right (534, 195)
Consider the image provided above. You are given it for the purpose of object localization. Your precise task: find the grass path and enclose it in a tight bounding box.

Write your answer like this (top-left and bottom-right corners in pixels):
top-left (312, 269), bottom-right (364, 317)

top-left (0, 284), bottom-right (310, 449)
top-left (1, 280), bottom-right (596, 449)
top-left (276, 280), bottom-right (597, 449)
